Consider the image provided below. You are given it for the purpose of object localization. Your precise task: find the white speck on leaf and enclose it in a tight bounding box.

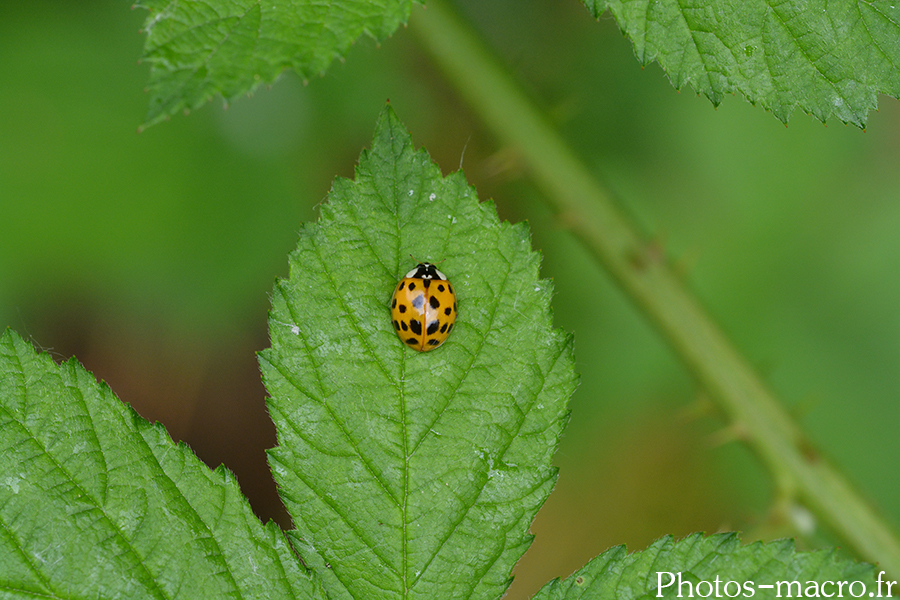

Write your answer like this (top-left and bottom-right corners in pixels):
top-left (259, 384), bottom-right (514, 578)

top-left (3, 477), bottom-right (20, 494)
top-left (273, 320), bottom-right (300, 335)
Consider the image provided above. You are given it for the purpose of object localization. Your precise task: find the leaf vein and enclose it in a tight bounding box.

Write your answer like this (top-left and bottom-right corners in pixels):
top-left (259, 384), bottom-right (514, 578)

top-left (275, 282), bottom-right (403, 507)
top-left (407, 253), bottom-right (521, 590)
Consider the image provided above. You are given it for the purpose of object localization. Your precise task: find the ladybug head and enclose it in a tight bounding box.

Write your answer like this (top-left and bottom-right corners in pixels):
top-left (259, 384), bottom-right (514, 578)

top-left (406, 262), bottom-right (447, 280)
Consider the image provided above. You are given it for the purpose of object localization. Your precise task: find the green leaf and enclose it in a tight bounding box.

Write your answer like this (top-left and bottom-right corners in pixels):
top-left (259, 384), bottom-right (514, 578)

top-left (534, 533), bottom-right (880, 599)
top-left (585, 0), bottom-right (900, 127)
top-left (259, 105), bottom-right (577, 599)
top-left (0, 329), bottom-right (318, 599)
top-left (136, 0), bottom-right (415, 128)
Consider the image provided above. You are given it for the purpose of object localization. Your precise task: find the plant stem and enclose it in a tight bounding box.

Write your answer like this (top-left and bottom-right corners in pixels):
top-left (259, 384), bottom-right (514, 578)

top-left (410, 0), bottom-right (900, 577)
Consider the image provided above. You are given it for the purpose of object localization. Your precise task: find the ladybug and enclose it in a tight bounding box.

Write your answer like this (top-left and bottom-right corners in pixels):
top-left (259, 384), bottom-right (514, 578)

top-left (390, 262), bottom-right (457, 351)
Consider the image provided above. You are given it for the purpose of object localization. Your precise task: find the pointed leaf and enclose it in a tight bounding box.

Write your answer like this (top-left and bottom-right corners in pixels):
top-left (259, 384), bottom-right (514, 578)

top-left (136, 0), bottom-right (415, 128)
top-left (586, 0), bottom-right (900, 127)
top-left (0, 329), bottom-right (318, 599)
top-left (260, 106), bottom-right (577, 600)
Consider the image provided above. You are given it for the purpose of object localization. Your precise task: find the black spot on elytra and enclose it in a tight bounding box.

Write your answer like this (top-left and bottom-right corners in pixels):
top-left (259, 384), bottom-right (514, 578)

top-left (408, 281), bottom-right (416, 291)
top-left (437, 284), bottom-right (445, 292)
top-left (453, 301), bottom-right (457, 312)
top-left (426, 320), bottom-right (439, 335)
top-left (406, 337), bottom-right (417, 346)
top-left (447, 323), bottom-right (453, 333)
top-left (391, 298), bottom-right (397, 309)
top-left (399, 281), bottom-right (405, 291)
top-left (393, 320), bottom-right (400, 331)
top-left (429, 295), bottom-right (440, 309)
top-left (448, 284), bottom-right (454, 294)
top-left (400, 320), bottom-right (408, 331)
top-left (409, 319), bottom-right (422, 335)
top-left (411, 294), bottom-right (424, 310)
top-left (444, 307), bottom-right (452, 316)
top-left (439, 322), bottom-right (448, 333)
top-left (398, 304), bottom-right (407, 314)
top-left (427, 339), bottom-right (441, 346)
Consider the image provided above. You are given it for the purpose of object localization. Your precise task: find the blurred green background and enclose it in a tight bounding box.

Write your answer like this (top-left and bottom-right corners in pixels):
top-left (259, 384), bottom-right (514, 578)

top-left (2, 0), bottom-right (899, 597)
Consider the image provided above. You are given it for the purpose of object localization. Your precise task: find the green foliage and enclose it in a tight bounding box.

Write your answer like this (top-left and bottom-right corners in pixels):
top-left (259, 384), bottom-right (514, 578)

top-left (136, 0), bottom-right (416, 128)
top-left (0, 105), bottom-right (883, 599)
top-left (138, 0), bottom-right (900, 129)
top-left (260, 106), bottom-right (577, 599)
top-left (534, 533), bottom-right (878, 599)
top-left (0, 329), bottom-right (318, 598)
top-left (585, 0), bottom-right (900, 127)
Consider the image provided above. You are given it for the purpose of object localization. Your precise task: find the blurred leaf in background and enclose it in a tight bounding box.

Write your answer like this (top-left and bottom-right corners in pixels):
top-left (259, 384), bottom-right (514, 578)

top-left (1, 0), bottom-right (899, 599)
top-left (136, 0), bottom-right (416, 128)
